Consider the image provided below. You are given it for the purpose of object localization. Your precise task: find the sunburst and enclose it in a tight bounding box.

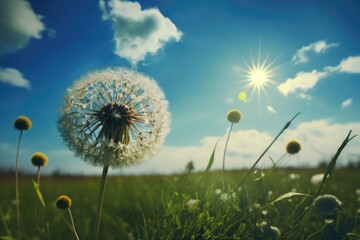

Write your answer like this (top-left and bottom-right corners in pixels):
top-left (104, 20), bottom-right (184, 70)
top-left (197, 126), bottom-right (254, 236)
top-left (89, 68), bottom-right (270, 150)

top-left (242, 52), bottom-right (277, 103)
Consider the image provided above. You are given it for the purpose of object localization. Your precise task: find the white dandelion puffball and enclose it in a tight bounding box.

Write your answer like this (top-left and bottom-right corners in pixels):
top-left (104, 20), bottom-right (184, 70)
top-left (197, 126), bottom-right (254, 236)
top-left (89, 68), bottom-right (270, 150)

top-left (57, 68), bottom-right (170, 168)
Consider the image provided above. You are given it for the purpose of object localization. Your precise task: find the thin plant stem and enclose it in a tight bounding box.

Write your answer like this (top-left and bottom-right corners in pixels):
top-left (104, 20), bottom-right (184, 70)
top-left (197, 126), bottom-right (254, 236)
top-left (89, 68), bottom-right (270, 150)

top-left (235, 112), bottom-right (300, 190)
top-left (0, 206), bottom-right (12, 239)
top-left (68, 208), bottom-right (80, 240)
top-left (36, 166), bottom-right (41, 187)
top-left (15, 130), bottom-right (23, 240)
top-left (93, 164), bottom-right (109, 240)
top-left (222, 123), bottom-right (233, 188)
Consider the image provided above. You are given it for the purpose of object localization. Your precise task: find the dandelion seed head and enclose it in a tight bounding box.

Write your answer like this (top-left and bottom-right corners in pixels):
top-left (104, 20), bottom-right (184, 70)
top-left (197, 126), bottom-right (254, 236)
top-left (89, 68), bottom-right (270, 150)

top-left (31, 152), bottom-right (48, 167)
top-left (313, 194), bottom-right (341, 215)
top-left (56, 195), bottom-right (72, 209)
top-left (14, 116), bottom-right (32, 131)
top-left (226, 109), bottom-right (242, 124)
top-left (57, 68), bottom-right (170, 168)
top-left (286, 140), bottom-right (301, 155)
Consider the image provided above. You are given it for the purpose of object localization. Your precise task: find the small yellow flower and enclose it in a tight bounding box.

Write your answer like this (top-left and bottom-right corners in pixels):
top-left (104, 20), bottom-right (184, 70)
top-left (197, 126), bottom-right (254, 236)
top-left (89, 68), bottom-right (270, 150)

top-left (14, 116), bottom-right (32, 131)
top-left (31, 152), bottom-right (48, 167)
top-left (226, 109), bottom-right (242, 124)
top-left (56, 195), bottom-right (72, 209)
top-left (286, 140), bottom-right (301, 155)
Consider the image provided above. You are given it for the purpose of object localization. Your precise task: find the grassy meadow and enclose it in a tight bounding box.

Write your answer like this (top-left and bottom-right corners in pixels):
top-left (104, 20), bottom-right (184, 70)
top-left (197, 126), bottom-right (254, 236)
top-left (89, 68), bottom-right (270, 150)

top-left (1, 167), bottom-right (360, 239)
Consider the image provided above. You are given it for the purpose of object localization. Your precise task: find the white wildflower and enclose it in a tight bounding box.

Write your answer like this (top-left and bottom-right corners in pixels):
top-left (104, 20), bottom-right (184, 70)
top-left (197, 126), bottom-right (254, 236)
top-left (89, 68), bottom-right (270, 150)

top-left (214, 189), bottom-right (222, 195)
top-left (186, 199), bottom-right (199, 208)
top-left (311, 173), bottom-right (325, 185)
top-left (220, 193), bottom-right (229, 201)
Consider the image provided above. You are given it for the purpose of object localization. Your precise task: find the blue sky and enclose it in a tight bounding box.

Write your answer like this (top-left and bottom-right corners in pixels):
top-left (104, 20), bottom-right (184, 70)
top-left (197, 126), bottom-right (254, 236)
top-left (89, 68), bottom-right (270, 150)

top-left (1, 0), bottom-right (360, 175)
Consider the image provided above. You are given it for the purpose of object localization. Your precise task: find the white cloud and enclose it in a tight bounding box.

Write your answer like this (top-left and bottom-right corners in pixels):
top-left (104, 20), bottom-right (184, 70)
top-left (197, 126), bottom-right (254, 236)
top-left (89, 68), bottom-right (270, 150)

top-left (341, 98), bottom-right (352, 109)
top-left (0, 67), bottom-right (31, 89)
top-left (0, 0), bottom-right (45, 54)
top-left (292, 40), bottom-right (339, 64)
top-left (99, 0), bottom-right (182, 66)
top-left (277, 70), bottom-right (328, 96)
top-left (337, 56), bottom-right (360, 74)
top-left (267, 105), bottom-right (277, 114)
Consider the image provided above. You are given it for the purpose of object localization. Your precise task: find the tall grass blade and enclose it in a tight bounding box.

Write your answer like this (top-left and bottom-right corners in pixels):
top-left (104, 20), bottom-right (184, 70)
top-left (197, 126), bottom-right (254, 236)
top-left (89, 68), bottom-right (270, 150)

top-left (32, 180), bottom-right (45, 207)
top-left (235, 112), bottom-right (300, 189)
top-left (198, 141), bottom-right (219, 184)
top-left (315, 130), bottom-right (357, 197)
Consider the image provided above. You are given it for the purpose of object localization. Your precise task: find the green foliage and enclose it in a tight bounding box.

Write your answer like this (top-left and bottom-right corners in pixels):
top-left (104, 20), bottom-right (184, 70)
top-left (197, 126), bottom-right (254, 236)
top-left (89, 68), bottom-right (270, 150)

top-left (1, 169), bottom-right (360, 239)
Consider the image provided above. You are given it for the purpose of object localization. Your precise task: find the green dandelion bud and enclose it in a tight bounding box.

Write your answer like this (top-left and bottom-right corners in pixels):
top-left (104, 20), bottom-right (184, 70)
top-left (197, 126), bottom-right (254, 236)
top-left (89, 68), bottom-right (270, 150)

top-left (56, 195), bottom-right (72, 209)
top-left (286, 140), bottom-right (301, 155)
top-left (31, 152), bottom-right (48, 167)
top-left (14, 116), bottom-right (32, 131)
top-left (313, 194), bottom-right (341, 215)
top-left (227, 109), bottom-right (242, 124)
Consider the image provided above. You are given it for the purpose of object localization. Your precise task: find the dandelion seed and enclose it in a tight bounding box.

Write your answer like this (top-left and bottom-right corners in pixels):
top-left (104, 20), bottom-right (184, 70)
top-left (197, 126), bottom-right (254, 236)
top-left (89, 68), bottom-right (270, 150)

top-left (356, 189), bottom-right (360, 195)
top-left (262, 210), bottom-right (268, 215)
top-left (267, 191), bottom-right (273, 196)
top-left (57, 68), bottom-right (170, 168)
top-left (286, 140), bottom-right (301, 155)
top-left (313, 194), bottom-right (341, 215)
top-left (238, 187), bottom-right (242, 192)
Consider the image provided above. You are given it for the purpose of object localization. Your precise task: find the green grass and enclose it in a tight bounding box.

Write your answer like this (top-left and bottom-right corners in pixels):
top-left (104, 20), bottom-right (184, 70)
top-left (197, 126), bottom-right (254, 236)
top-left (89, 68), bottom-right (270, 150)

top-left (1, 168), bottom-right (360, 239)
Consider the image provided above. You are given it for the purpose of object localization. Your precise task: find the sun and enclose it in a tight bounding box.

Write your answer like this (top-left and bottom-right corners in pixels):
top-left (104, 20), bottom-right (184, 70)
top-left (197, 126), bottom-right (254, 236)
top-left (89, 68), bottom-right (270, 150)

top-left (238, 50), bottom-right (280, 109)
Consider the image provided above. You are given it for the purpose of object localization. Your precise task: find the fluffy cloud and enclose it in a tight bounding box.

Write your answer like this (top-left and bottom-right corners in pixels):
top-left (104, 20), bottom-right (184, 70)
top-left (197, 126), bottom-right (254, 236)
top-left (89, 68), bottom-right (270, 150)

top-left (279, 54), bottom-right (360, 97)
top-left (341, 98), bottom-right (352, 109)
top-left (277, 70), bottom-right (328, 96)
top-left (99, 0), bottom-right (182, 66)
top-left (336, 56), bottom-right (360, 74)
top-left (0, 0), bottom-right (45, 54)
top-left (0, 67), bottom-right (31, 89)
top-left (292, 40), bottom-right (339, 64)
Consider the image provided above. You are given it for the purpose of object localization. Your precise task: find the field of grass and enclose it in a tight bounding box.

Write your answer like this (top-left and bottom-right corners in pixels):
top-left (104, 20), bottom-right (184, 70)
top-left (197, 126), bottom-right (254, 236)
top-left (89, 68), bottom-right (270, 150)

top-left (1, 167), bottom-right (360, 239)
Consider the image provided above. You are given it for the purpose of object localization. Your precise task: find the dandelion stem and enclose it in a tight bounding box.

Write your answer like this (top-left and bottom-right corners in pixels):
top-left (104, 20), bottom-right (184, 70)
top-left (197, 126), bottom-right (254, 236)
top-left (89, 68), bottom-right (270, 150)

top-left (222, 123), bottom-right (233, 172)
top-left (36, 166), bottom-right (41, 187)
top-left (93, 164), bottom-right (109, 240)
top-left (68, 208), bottom-right (80, 240)
top-left (222, 123), bottom-right (233, 188)
top-left (15, 130), bottom-right (23, 240)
